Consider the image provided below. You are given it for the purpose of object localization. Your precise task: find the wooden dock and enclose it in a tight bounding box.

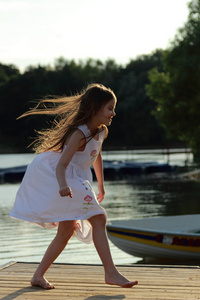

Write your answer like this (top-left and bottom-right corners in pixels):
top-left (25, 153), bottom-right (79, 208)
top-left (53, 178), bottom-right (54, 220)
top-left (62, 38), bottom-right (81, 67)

top-left (0, 262), bottom-right (200, 299)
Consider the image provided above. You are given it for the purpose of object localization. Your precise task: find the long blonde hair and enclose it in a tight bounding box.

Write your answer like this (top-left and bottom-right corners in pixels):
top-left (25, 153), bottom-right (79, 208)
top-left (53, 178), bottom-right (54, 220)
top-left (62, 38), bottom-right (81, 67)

top-left (19, 83), bottom-right (116, 153)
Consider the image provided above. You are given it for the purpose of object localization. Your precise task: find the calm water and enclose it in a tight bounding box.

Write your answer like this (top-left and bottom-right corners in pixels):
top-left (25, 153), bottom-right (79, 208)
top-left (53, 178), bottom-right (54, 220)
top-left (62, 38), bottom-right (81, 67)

top-left (1, 150), bottom-right (199, 267)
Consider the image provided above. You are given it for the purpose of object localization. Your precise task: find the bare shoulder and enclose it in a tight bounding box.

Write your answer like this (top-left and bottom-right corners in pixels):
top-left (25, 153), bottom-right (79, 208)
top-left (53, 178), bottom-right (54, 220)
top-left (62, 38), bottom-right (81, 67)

top-left (101, 125), bottom-right (108, 140)
top-left (72, 128), bottom-right (85, 139)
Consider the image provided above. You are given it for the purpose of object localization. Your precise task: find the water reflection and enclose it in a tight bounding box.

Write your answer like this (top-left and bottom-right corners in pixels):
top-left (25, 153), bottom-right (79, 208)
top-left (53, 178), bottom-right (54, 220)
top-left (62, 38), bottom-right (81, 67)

top-left (105, 179), bottom-right (200, 219)
top-left (133, 178), bottom-right (200, 216)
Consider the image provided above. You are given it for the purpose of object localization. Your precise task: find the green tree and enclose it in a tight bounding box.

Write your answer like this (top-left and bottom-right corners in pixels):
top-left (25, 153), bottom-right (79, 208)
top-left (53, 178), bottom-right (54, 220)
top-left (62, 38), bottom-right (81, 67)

top-left (146, 0), bottom-right (200, 157)
top-left (107, 50), bottom-right (167, 148)
top-left (0, 63), bottom-right (19, 86)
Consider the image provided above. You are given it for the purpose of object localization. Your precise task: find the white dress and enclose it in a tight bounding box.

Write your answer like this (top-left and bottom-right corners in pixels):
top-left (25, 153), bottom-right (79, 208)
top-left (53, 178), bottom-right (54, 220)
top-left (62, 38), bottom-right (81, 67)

top-left (9, 124), bottom-right (106, 244)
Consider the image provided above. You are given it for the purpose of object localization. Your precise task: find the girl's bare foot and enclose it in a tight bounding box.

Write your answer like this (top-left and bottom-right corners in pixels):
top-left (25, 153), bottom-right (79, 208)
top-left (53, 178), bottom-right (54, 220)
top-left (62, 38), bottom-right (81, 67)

top-left (31, 275), bottom-right (55, 289)
top-left (105, 271), bottom-right (138, 288)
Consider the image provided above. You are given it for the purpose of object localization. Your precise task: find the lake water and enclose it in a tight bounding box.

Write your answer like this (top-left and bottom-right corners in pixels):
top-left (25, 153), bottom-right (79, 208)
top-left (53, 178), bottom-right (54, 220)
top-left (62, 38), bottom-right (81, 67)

top-left (1, 150), bottom-right (200, 267)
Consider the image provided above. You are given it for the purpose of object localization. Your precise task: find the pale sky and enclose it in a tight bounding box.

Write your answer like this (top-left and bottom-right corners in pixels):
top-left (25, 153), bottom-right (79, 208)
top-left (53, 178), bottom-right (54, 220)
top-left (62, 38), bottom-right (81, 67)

top-left (0, 0), bottom-right (189, 71)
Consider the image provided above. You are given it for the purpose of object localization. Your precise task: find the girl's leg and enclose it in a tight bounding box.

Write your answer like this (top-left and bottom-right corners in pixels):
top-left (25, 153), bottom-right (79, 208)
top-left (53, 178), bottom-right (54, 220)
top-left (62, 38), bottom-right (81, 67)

top-left (31, 220), bottom-right (76, 289)
top-left (89, 214), bottom-right (138, 288)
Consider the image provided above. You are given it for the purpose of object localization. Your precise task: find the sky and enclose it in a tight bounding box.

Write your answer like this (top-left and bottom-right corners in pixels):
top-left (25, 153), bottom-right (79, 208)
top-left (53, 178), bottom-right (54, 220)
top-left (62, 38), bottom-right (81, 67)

top-left (0, 0), bottom-right (189, 71)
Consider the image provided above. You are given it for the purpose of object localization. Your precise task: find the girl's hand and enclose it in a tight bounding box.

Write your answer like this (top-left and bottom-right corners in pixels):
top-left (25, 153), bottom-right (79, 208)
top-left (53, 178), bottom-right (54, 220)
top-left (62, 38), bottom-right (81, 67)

top-left (59, 185), bottom-right (73, 198)
top-left (97, 184), bottom-right (105, 203)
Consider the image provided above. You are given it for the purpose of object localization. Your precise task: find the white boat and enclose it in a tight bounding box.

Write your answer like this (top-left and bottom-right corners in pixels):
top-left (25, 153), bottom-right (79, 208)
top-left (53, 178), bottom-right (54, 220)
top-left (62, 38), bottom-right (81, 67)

top-left (107, 215), bottom-right (200, 259)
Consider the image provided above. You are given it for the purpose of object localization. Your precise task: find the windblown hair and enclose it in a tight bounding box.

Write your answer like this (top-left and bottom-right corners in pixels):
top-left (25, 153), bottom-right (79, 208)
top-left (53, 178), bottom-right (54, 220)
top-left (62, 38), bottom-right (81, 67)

top-left (19, 83), bottom-right (116, 153)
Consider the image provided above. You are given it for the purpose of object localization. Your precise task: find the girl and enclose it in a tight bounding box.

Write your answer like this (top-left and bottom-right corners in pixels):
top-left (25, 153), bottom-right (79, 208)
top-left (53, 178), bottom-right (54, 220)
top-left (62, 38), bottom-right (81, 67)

top-left (10, 83), bottom-right (138, 289)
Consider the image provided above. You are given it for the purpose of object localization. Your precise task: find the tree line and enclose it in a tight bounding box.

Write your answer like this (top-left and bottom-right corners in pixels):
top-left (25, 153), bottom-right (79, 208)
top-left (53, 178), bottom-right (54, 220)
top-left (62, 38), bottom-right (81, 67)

top-left (0, 51), bottom-right (176, 152)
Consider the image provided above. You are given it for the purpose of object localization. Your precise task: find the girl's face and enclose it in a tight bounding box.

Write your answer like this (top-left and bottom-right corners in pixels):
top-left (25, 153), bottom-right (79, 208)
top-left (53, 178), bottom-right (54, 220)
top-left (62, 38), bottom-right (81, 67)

top-left (95, 98), bottom-right (117, 126)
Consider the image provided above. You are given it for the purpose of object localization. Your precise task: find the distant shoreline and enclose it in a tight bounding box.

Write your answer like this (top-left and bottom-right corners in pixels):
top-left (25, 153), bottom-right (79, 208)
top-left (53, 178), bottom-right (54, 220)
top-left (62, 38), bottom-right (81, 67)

top-left (0, 146), bottom-right (192, 155)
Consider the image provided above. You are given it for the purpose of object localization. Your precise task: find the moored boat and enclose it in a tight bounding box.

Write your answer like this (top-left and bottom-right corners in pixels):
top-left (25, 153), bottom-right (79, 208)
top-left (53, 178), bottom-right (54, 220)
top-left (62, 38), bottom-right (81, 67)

top-left (107, 215), bottom-right (200, 259)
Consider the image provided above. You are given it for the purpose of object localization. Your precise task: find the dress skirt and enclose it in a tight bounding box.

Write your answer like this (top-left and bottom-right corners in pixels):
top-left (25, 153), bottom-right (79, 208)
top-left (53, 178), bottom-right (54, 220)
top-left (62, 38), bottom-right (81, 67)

top-left (9, 150), bottom-right (106, 244)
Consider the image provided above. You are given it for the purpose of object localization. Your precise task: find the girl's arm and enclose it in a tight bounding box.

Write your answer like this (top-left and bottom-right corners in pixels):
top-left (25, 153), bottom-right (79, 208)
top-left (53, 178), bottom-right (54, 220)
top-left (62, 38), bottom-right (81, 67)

top-left (93, 149), bottom-right (105, 203)
top-left (56, 129), bottom-right (84, 197)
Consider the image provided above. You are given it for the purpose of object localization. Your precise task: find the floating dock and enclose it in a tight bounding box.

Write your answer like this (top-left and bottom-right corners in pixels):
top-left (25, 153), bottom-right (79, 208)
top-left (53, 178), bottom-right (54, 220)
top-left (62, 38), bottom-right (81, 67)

top-left (0, 262), bottom-right (200, 299)
top-left (0, 161), bottom-right (174, 183)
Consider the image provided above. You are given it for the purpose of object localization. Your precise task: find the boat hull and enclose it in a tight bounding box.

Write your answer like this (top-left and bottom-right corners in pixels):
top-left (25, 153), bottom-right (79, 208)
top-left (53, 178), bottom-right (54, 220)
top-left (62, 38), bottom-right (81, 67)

top-left (107, 215), bottom-right (200, 259)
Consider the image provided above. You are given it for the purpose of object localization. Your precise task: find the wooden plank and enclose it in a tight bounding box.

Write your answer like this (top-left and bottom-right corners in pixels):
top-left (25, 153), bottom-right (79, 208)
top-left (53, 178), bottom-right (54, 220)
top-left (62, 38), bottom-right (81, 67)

top-left (0, 262), bottom-right (200, 299)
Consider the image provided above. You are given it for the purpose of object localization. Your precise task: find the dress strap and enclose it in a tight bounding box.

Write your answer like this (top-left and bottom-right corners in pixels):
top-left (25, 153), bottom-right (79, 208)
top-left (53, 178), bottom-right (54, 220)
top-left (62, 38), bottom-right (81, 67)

top-left (77, 124), bottom-right (105, 143)
top-left (77, 124), bottom-right (91, 141)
